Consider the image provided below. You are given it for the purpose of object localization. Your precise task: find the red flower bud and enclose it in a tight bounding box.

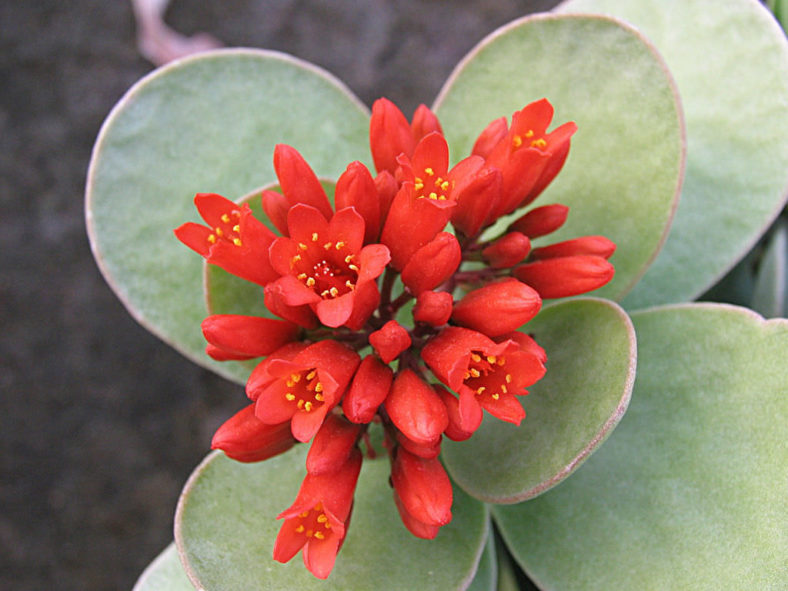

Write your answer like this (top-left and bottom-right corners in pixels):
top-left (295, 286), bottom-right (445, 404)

top-left (211, 403), bottom-right (296, 463)
top-left (514, 255), bottom-right (615, 299)
top-left (273, 144), bottom-right (333, 219)
top-left (410, 104), bottom-right (443, 142)
top-left (401, 232), bottom-right (461, 295)
top-left (508, 203), bottom-right (569, 239)
top-left (412, 290), bottom-right (453, 326)
top-left (481, 232), bottom-right (531, 269)
top-left (201, 314), bottom-right (300, 361)
top-left (342, 355), bottom-right (393, 423)
top-left (530, 235), bottom-right (616, 260)
top-left (261, 189), bottom-right (290, 236)
top-left (335, 161), bottom-right (381, 244)
top-left (385, 369), bottom-right (448, 446)
top-left (306, 413), bottom-right (362, 475)
top-left (450, 161), bottom-right (501, 237)
top-left (471, 116), bottom-right (508, 159)
top-left (452, 279), bottom-right (542, 337)
top-left (370, 98), bottom-right (416, 175)
top-left (391, 447), bottom-right (452, 528)
top-left (369, 320), bottom-right (412, 364)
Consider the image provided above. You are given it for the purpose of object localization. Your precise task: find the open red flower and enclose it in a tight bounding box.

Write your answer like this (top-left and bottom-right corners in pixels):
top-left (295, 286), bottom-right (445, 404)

top-left (273, 447), bottom-right (362, 579)
top-left (174, 193), bottom-right (278, 286)
top-left (370, 98), bottom-right (442, 176)
top-left (421, 326), bottom-right (546, 432)
top-left (267, 204), bottom-right (390, 328)
top-left (246, 340), bottom-right (361, 442)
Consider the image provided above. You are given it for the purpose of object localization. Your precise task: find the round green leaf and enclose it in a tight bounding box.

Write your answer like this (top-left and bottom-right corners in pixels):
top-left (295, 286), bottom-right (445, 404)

top-left (556, 0), bottom-right (788, 309)
top-left (132, 543), bottom-right (195, 591)
top-left (86, 49), bottom-right (370, 381)
top-left (433, 14), bottom-right (684, 301)
top-left (494, 304), bottom-right (788, 590)
top-left (175, 446), bottom-right (489, 590)
top-left (442, 298), bottom-right (636, 503)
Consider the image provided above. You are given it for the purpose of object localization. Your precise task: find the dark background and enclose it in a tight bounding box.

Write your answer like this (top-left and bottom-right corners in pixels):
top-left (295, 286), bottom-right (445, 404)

top-left (1, 1), bottom-right (561, 589)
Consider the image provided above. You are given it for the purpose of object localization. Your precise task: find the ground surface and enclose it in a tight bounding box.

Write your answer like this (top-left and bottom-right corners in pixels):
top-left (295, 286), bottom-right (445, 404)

top-left (1, 1), bottom-right (559, 589)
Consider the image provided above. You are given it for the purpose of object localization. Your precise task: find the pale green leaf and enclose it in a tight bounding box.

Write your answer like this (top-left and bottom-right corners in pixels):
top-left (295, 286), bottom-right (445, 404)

top-left (132, 543), bottom-right (195, 591)
top-left (434, 14), bottom-right (684, 301)
top-left (442, 298), bottom-right (636, 503)
top-left (495, 304), bottom-right (788, 590)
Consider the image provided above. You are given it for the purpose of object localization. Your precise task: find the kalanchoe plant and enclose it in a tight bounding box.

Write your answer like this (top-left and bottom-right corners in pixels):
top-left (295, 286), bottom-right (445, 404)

top-left (86, 1), bottom-right (787, 589)
top-left (173, 98), bottom-right (615, 577)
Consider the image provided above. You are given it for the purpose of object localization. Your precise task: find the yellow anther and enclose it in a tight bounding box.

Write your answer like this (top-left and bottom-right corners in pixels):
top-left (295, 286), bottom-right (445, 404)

top-left (464, 371), bottom-right (470, 380)
top-left (306, 370), bottom-right (317, 380)
top-left (292, 254), bottom-right (302, 263)
top-left (424, 167), bottom-right (434, 176)
top-left (414, 181), bottom-right (424, 191)
top-left (437, 195), bottom-right (447, 201)
top-left (315, 382), bottom-right (324, 393)
top-left (207, 234), bottom-right (217, 244)
top-left (286, 378), bottom-right (295, 387)
top-left (492, 393), bottom-right (500, 400)
top-left (285, 393), bottom-right (296, 401)
top-left (497, 358), bottom-right (506, 366)
top-left (531, 138), bottom-right (547, 149)
top-left (221, 213), bottom-right (230, 223)
top-left (344, 254), bottom-right (354, 263)
top-left (295, 525), bottom-right (305, 533)
top-left (329, 287), bottom-right (339, 298)
top-left (290, 373), bottom-right (301, 383)
top-left (525, 129), bottom-right (534, 138)
top-left (324, 242), bottom-right (333, 250)
top-left (345, 280), bottom-right (355, 290)
top-left (428, 192), bottom-right (438, 200)
top-left (306, 277), bottom-right (316, 287)
top-left (311, 232), bottom-right (319, 242)
top-left (315, 393), bottom-right (324, 402)
top-left (233, 224), bottom-right (240, 233)
top-left (348, 264), bottom-right (360, 272)
top-left (512, 135), bottom-right (523, 148)
top-left (215, 227), bottom-right (223, 237)
top-left (300, 511), bottom-right (310, 518)
top-left (321, 290), bottom-right (330, 297)
top-left (314, 531), bottom-right (325, 540)
top-left (335, 241), bottom-right (345, 250)
top-left (470, 368), bottom-right (481, 378)
top-left (233, 238), bottom-right (242, 246)
top-left (440, 181), bottom-right (450, 191)
top-left (298, 242), bottom-right (308, 251)
top-left (297, 400), bottom-right (304, 409)
top-left (477, 386), bottom-right (486, 394)
top-left (487, 356), bottom-right (497, 364)
top-left (297, 273), bottom-right (308, 280)
top-left (304, 401), bottom-right (313, 412)
top-left (505, 374), bottom-right (512, 383)
top-left (471, 353), bottom-right (482, 363)
top-left (501, 385), bottom-right (508, 394)
top-left (317, 514), bottom-right (328, 523)
top-left (324, 522), bottom-right (331, 529)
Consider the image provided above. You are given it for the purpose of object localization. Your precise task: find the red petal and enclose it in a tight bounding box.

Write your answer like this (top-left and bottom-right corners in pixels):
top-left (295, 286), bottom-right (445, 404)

top-left (369, 320), bottom-right (412, 364)
top-left (508, 204), bottom-right (569, 238)
top-left (174, 222), bottom-right (212, 256)
top-left (401, 232), bottom-right (461, 295)
top-left (514, 255), bottom-right (615, 298)
top-left (201, 314), bottom-right (299, 359)
top-left (482, 232), bottom-right (532, 269)
top-left (370, 98), bottom-right (415, 174)
top-left (472, 116), bottom-right (508, 159)
top-left (391, 447), bottom-right (452, 527)
top-left (261, 189), bottom-right (290, 236)
top-left (334, 162), bottom-right (381, 244)
top-left (211, 404), bottom-right (296, 463)
top-left (385, 370), bottom-right (448, 445)
top-left (452, 279), bottom-right (542, 337)
top-left (286, 203), bottom-right (329, 247)
top-left (393, 490), bottom-right (441, 539)
top-left (435, 386), bottom-right (474, 441)
top-left (410, 104), bottom-right (443, 141)
top-left (342, 355), bottom-right (393, 424)
top-left (530, 235), bottom-right (616, 260)
top-left (273, 144), bottom-right (333, 219)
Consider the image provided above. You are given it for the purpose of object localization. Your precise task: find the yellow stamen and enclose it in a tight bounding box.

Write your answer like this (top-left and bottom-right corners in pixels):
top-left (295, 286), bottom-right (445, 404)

top-left (297, 400), bottom-right (304, 409)
top-left (505, 374), bottom-right (512, 383)
top-left (297, 273), bottom-right (308, 280)
top-left (317, 514), bottom-right (327, 523)
top-left (232, 224), bottom-right (240, 233)
top-left (487, 356), bottom-right (497, 364)
top-left (233, 238), bottom-right (242, 246)
top-left (304, 401), bottom-right (313, 412)
top-left (470, 368), bottom-right (481, 378)
top-left (207, 234), bottom-right (216, 244)
top-left (345, 280), bottom-right (355, 290)
top-left (437, 195), bottom-right (447, 201)
top-left (314, 531), bottom-right (325, 540)
top-left (463, 371), bottom-right (470, 380)
top-left (497, 358), bottom-right (506, 366)
top-left (531, 138), bottom-right (547, 149)
top-left (335, 241), bottom-right (345, 249)
top-left (285, 393), bottom-right (296, 401)
top-left (324, 242), bottom-right (333, 250)
top-left (492, 393), bottom-right (500, 400)
top-left (321, 290), bottom-right (330, 298)
top-left (324, 522), bottom-right (331, 529)
top-left (471, 353), bottom-right (482, 363)
top-left (477, 386), bottom-right (486, 394)
top-left (315, 382), bottom-right (324, 393)
top-left (290, 373), bottom-right (301, 383)
top-left (424, 167), bottom-right (434, 176)
top-left (221, 213), bottom-right (230, 223)
top-left (292, 254), bottom-right (302, 263)
top-left (311, 232), bottom-right (319, 242)
top-left (315, 393), bottom-right (324, 402)
top-left (501, 385), bottom-right (508, 394)
top-left (512, 135), bottom-right (523, 148)
top-left (348, 264), bottom-right (360, 272)
top-left (215, 227), bottom-right (223, 237)
top-left (298, 242), bottom-right (308, 251)
top-left (329, 287), bottom-right (339, 297)
top-left (428, 192), bottom-right (438, 200)
top-left (306, 370), bottom-right (317, 381)
top-left (300, 511), bottom-right (309, 518)
top-left (306, 277), bottom-right (316, 287)
top-left (295, 525), bottom-right (305, 533)
top-left (525, 129), bottom-right (534, 138)
top-left (344, 254), bottom-right (354, 263)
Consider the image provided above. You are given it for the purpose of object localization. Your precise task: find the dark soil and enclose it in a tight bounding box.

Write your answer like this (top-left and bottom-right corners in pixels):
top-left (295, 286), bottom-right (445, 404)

top-left (1, 1), bottom-right (559, 589)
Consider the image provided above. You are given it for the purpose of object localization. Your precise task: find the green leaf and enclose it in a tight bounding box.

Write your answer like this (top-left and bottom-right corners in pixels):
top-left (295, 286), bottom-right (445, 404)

top-left (86, 49), bottom-right (370, 382)
top-left (132, 543), bottom-right (195, 591)
top-left (556, 0), bottom-right (788, 309)
top-left (175, 446), bottom-right (489, 590)
top-left (494, 304), bottom-right (788, 590)
top-left (433, 14), bottom-right (684, 301)
top-left (751, 220), bottom-right (787, 318)
top-left (442, 298), bottom-right (636, 503)
top-left (467, 530), bottom-right (497, 591)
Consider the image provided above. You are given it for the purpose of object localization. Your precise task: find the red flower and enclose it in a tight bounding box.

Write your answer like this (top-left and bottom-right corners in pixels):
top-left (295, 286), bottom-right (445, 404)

top-left (390, 447), bottom-right (452, 538)
top-left (211, 403), bottom-right (296, 463)
top-left (273, 144), bottom-right (334, 220)
top-left (273, 448), bottom-right (362, 579)
top-left (482, 99), bottom-right (577, 219)
top-left (421, 326), bottom-right (546, 432)
top-left (334, 161), bottom-right (382, 244)
top-left (247, 340), bottom-right (361, 442)
top-left (174, 193), bottom-right (278, 286)
top-left (267, 204), bottom-right (390, 328)
top-left (200, 314), bottom-right (300, 361)
top-left (369, 98), bottom-right (442, 175)
top-left (452, 279), bottom-right (542, 338)
top-left (514, 255), bottom-right (615, 299)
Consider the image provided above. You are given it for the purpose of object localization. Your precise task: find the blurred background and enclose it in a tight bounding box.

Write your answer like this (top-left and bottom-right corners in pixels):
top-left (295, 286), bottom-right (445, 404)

top-left (0, 1), bottom-right (562, 589)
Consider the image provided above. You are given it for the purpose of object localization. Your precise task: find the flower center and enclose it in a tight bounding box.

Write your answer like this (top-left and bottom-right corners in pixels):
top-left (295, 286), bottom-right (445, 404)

top-left (414, 166), bottom-right (452, 201)
top-left (463, 351), bottom-right (511, 401)
top-left (293, 502), bottom-right (332, 540)
top-left (206, 210), bottom-right (243, 246)
top-left (291, 235), bottom-right (359, 299)
top-left (284, 369), bottom-right (325, 412)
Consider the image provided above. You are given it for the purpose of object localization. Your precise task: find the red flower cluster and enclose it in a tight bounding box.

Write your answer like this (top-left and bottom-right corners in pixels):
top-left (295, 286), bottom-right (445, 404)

top-left (175, 98), bottom-right (615, 578)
